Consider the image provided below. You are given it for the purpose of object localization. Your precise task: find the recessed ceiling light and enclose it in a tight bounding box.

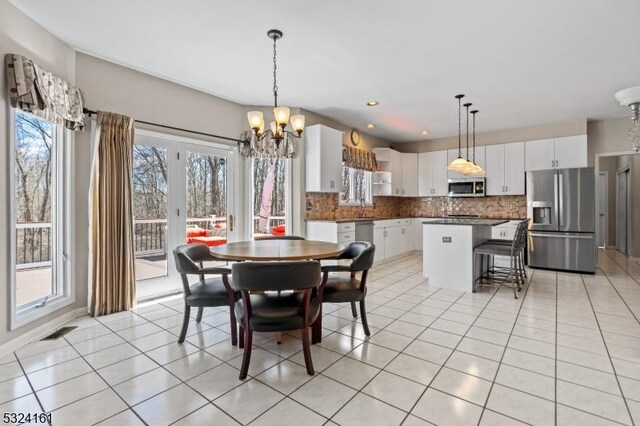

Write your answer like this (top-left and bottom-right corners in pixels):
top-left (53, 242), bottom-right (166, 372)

top-left (366, 123), bottom-right (376, 129)
top-left (420, 130), bottom-right (430, 135)
top-left (366, 101), bottom-right (379, 106)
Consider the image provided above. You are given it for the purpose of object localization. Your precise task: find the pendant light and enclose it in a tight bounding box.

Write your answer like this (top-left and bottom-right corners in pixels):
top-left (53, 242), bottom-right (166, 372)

top-left (460, 102), bottom-right (476, 175)
top-left (448, 94), bottom-right (469, 171)
top-left (468, 110), bottom-right (484, 174)
top-left (246, 29), bottom-right (305, 146)
top-left (614, 86), bottom-right (640, 152)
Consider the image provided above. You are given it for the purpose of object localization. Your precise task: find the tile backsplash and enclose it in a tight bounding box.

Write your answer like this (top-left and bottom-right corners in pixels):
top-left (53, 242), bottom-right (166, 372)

top-left (305, 192), bottom-right (526, 221)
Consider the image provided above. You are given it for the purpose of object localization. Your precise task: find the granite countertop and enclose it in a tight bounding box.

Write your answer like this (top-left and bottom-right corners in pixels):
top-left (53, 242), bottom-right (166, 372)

top-left (422, 218), bottom-right (509, 226)
top-left (307, 217), bottom-right (415, 223)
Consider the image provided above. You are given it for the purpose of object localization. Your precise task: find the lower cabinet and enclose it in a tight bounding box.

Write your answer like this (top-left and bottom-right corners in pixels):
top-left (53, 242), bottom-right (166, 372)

top-left (374, 219), bottom-right (414, 263)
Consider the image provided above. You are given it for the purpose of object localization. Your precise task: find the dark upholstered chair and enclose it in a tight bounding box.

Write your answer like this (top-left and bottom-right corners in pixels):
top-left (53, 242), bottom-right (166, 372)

top-left (231, 261), bottom-right (321, 379)
top-left (313, 242), bottom-right (375, 343)
top-left (253, 235), bottom-right (306, 241)
top-left (173, 244), bottom-right (239, 345)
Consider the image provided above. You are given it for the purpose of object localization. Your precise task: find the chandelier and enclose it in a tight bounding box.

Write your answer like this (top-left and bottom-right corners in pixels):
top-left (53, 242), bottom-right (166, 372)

top-left (614, 86), bottom-right (640, 152)
top-left (246, 29), bottom-right (305, 147)
top-left (448, 94), bottom-right (483, 174)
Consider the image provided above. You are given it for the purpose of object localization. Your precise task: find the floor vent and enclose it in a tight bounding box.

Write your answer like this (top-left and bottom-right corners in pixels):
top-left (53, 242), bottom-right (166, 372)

top-left (41, 326), bottom-right (77, 341)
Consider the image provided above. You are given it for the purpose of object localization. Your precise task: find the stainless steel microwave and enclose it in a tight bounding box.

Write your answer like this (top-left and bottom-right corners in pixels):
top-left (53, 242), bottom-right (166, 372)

top-left (448, 178), bottom-right (486, 197)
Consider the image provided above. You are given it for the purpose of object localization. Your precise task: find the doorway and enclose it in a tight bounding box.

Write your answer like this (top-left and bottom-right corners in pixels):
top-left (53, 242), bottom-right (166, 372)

top-left (132, 130), bottom-right (237, 301)
top-left (617, 168), bottom-right (630, 254)
top-left (598, 172), bottom-right (608, 248)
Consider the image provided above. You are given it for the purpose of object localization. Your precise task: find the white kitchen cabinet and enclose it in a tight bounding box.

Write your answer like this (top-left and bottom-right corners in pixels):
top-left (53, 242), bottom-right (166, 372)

top-left (555, 135), bottom-right (588, 169)
top-left (525, 138), bottom-right (555, 171)
top-left (373, 219), bottom-right (414, 263)
top-left (485, 144), bottom-right (505, 196)
top-left (373, 227), bottom-right (386, 262)
top-left (305, 125), bottom-right (343, 192)
top-left (504, 142), bottom-right (526, 195)
top-left (401, 153), bottom-right (418, 196)
top-left (447, 146), bottom-right (486, 179)
top-left (525, 135), bottom-right (587, 171)
top-left (486, 142), bottom-right (525, 196)
top-left (373, 148), bottom-right (404, 196)
top-left (418, 150), bottom-right (449, 196)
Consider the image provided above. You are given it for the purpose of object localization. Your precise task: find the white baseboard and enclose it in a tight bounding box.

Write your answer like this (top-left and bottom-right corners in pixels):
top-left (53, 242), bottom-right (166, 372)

top-left (0, 307), bottom-right (88, 359)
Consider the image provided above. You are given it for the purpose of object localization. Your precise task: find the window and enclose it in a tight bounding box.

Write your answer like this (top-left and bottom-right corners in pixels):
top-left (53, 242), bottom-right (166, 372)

top-left (250, 158), bottom-right (290, 238)
top-left (11, 110), bottom-right (71, 325)
top-left (340, 167), bottom-right (373, 206)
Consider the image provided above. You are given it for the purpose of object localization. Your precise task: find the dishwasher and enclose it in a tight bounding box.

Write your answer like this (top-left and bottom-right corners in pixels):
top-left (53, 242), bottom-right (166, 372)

top-left (355, 221), bottom-right (374, 244)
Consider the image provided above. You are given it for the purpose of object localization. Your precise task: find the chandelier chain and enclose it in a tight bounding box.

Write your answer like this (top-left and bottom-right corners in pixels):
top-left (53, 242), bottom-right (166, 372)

top-left (272, 36), bottom-right (278, 107)
top-left (458, 97), bottom-right (462, 156)
top-left (472, 112), bottom-right (476, 163)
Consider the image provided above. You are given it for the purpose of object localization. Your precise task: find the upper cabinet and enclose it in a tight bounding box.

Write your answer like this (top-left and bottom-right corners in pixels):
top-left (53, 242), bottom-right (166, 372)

top-left (485, 142), bottom-right (525, 195)
top-left (401, 153), bottom-right (418, 197)
top-left (554, 135), bottom-right (588, 169)
top-left (373, 148), bottom-right (418, 197)
top-left (446, 146), bottom-right (486, 179)
top-left (525, 135), bottom-right (587, 171)
top-left (305, 124), bottom-right (343, 192)
top-left (418, 150), bottom-right (448, 196)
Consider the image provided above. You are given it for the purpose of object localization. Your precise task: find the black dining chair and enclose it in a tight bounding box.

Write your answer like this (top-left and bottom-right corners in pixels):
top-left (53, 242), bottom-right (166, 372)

top-left (231, 261), bottom-right (322, 379)
top-left (313, 242), bottom-right (376, 343)
top-left (173, 244), bottom-right (239, 345)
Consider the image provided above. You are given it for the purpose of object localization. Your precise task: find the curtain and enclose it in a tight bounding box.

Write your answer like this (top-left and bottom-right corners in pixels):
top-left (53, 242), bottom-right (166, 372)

top-left (5, 54), bottom-right (85, 131)
top-left (343, 145), bottom-right (378, 171)
top-left (89, 111), bottom-right (136, 316)
top-left (238, 131), bottom-right (296, 158)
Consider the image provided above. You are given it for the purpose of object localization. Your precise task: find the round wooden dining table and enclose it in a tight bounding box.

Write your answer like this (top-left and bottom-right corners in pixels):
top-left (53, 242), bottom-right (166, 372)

top-left (209, 239), bottom-right (345, 261)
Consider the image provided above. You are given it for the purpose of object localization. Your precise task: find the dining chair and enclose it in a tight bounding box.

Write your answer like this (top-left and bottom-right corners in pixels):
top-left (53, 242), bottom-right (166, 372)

top-left (173, 244), bottom-right (239, 345)
top-left (231, 261), bottom-right (321, 379)
top-left (313, 242), bottom-right (376, 343)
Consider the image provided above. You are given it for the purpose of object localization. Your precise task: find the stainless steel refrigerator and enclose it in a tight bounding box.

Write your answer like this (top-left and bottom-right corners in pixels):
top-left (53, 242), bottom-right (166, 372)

top-left (527, 167), bottom-right (596, 273)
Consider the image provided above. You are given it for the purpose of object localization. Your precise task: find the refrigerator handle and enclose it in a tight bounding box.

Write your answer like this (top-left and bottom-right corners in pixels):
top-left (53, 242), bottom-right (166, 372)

top-left (558, 174), bottom-right (564, 227)
top-left (554, 173), bottom-right (560, 227)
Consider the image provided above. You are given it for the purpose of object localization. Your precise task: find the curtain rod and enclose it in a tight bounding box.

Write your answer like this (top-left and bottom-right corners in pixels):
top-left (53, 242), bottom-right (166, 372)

top-left (82, 108), bottom-right (246, 143)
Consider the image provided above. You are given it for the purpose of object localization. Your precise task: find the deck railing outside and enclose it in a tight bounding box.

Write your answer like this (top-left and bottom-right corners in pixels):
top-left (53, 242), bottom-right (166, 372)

top-left (16, 216), bottom-right (287, 269)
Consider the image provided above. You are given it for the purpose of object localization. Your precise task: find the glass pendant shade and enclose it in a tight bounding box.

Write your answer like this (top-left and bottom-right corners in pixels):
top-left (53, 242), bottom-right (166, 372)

top-left (247, 111), bottom-right (264, 131)
top-left (448, 155), bottom-right (469, 171)
top-left (290, 114), bottom-right (305, 133)
top-left (274, 106), bottom-right (290, 126)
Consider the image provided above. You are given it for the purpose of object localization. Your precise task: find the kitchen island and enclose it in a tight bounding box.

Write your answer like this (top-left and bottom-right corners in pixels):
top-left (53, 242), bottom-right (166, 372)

top-left (422, 219), bottom-right (508, 292)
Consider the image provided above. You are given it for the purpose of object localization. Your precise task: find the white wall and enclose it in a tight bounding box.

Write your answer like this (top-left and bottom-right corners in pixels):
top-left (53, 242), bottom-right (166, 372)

top-left (0, 0), bottom-right (82, 345)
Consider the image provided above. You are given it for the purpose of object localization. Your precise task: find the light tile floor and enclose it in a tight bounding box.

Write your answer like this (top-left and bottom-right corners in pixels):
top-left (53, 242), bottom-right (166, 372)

top-left (2, 249), bottom-right (640, 425)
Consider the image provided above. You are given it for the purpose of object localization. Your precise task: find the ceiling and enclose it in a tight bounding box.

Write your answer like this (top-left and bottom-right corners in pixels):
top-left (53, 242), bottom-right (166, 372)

top-left (10, 0), bottom-right (640, 142)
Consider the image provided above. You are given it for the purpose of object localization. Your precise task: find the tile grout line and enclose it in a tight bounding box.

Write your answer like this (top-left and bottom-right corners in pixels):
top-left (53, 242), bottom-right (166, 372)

top-left (12, 352), bottom-right (51, 426)
top-left (579, 273), bottom-right (636, 426)
top-left (395, 283), bottom-right (507, 424)
top-left (475, 269), bottom-right (535, 426)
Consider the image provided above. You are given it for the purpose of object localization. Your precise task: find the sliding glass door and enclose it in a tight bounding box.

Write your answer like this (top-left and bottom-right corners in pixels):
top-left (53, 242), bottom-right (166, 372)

top-left (249, 157), bottom-right (291, 239)
top-left (133, 130), bottom-right (236, 301)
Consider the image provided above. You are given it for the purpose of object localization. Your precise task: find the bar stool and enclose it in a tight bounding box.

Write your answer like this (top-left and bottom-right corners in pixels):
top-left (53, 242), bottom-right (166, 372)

top-left (473, 220), bottom-right (529, 299)
top-left (484, 219), bottom-right (529, 285)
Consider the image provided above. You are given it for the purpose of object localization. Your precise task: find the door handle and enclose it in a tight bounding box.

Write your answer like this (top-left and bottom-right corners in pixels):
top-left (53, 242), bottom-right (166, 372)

top-left (529, 233), bottom-right (593, 240)
top-left (229, 215), bottom-right (235, 232)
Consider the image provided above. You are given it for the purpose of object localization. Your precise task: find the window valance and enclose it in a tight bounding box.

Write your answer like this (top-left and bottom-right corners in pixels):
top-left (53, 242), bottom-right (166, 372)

top-left (238, 131), bottom-right (296, 159)
top-left (5, 54), bottom-right (85, 131)
top-left (343, 145), bottom-right (378, 172)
